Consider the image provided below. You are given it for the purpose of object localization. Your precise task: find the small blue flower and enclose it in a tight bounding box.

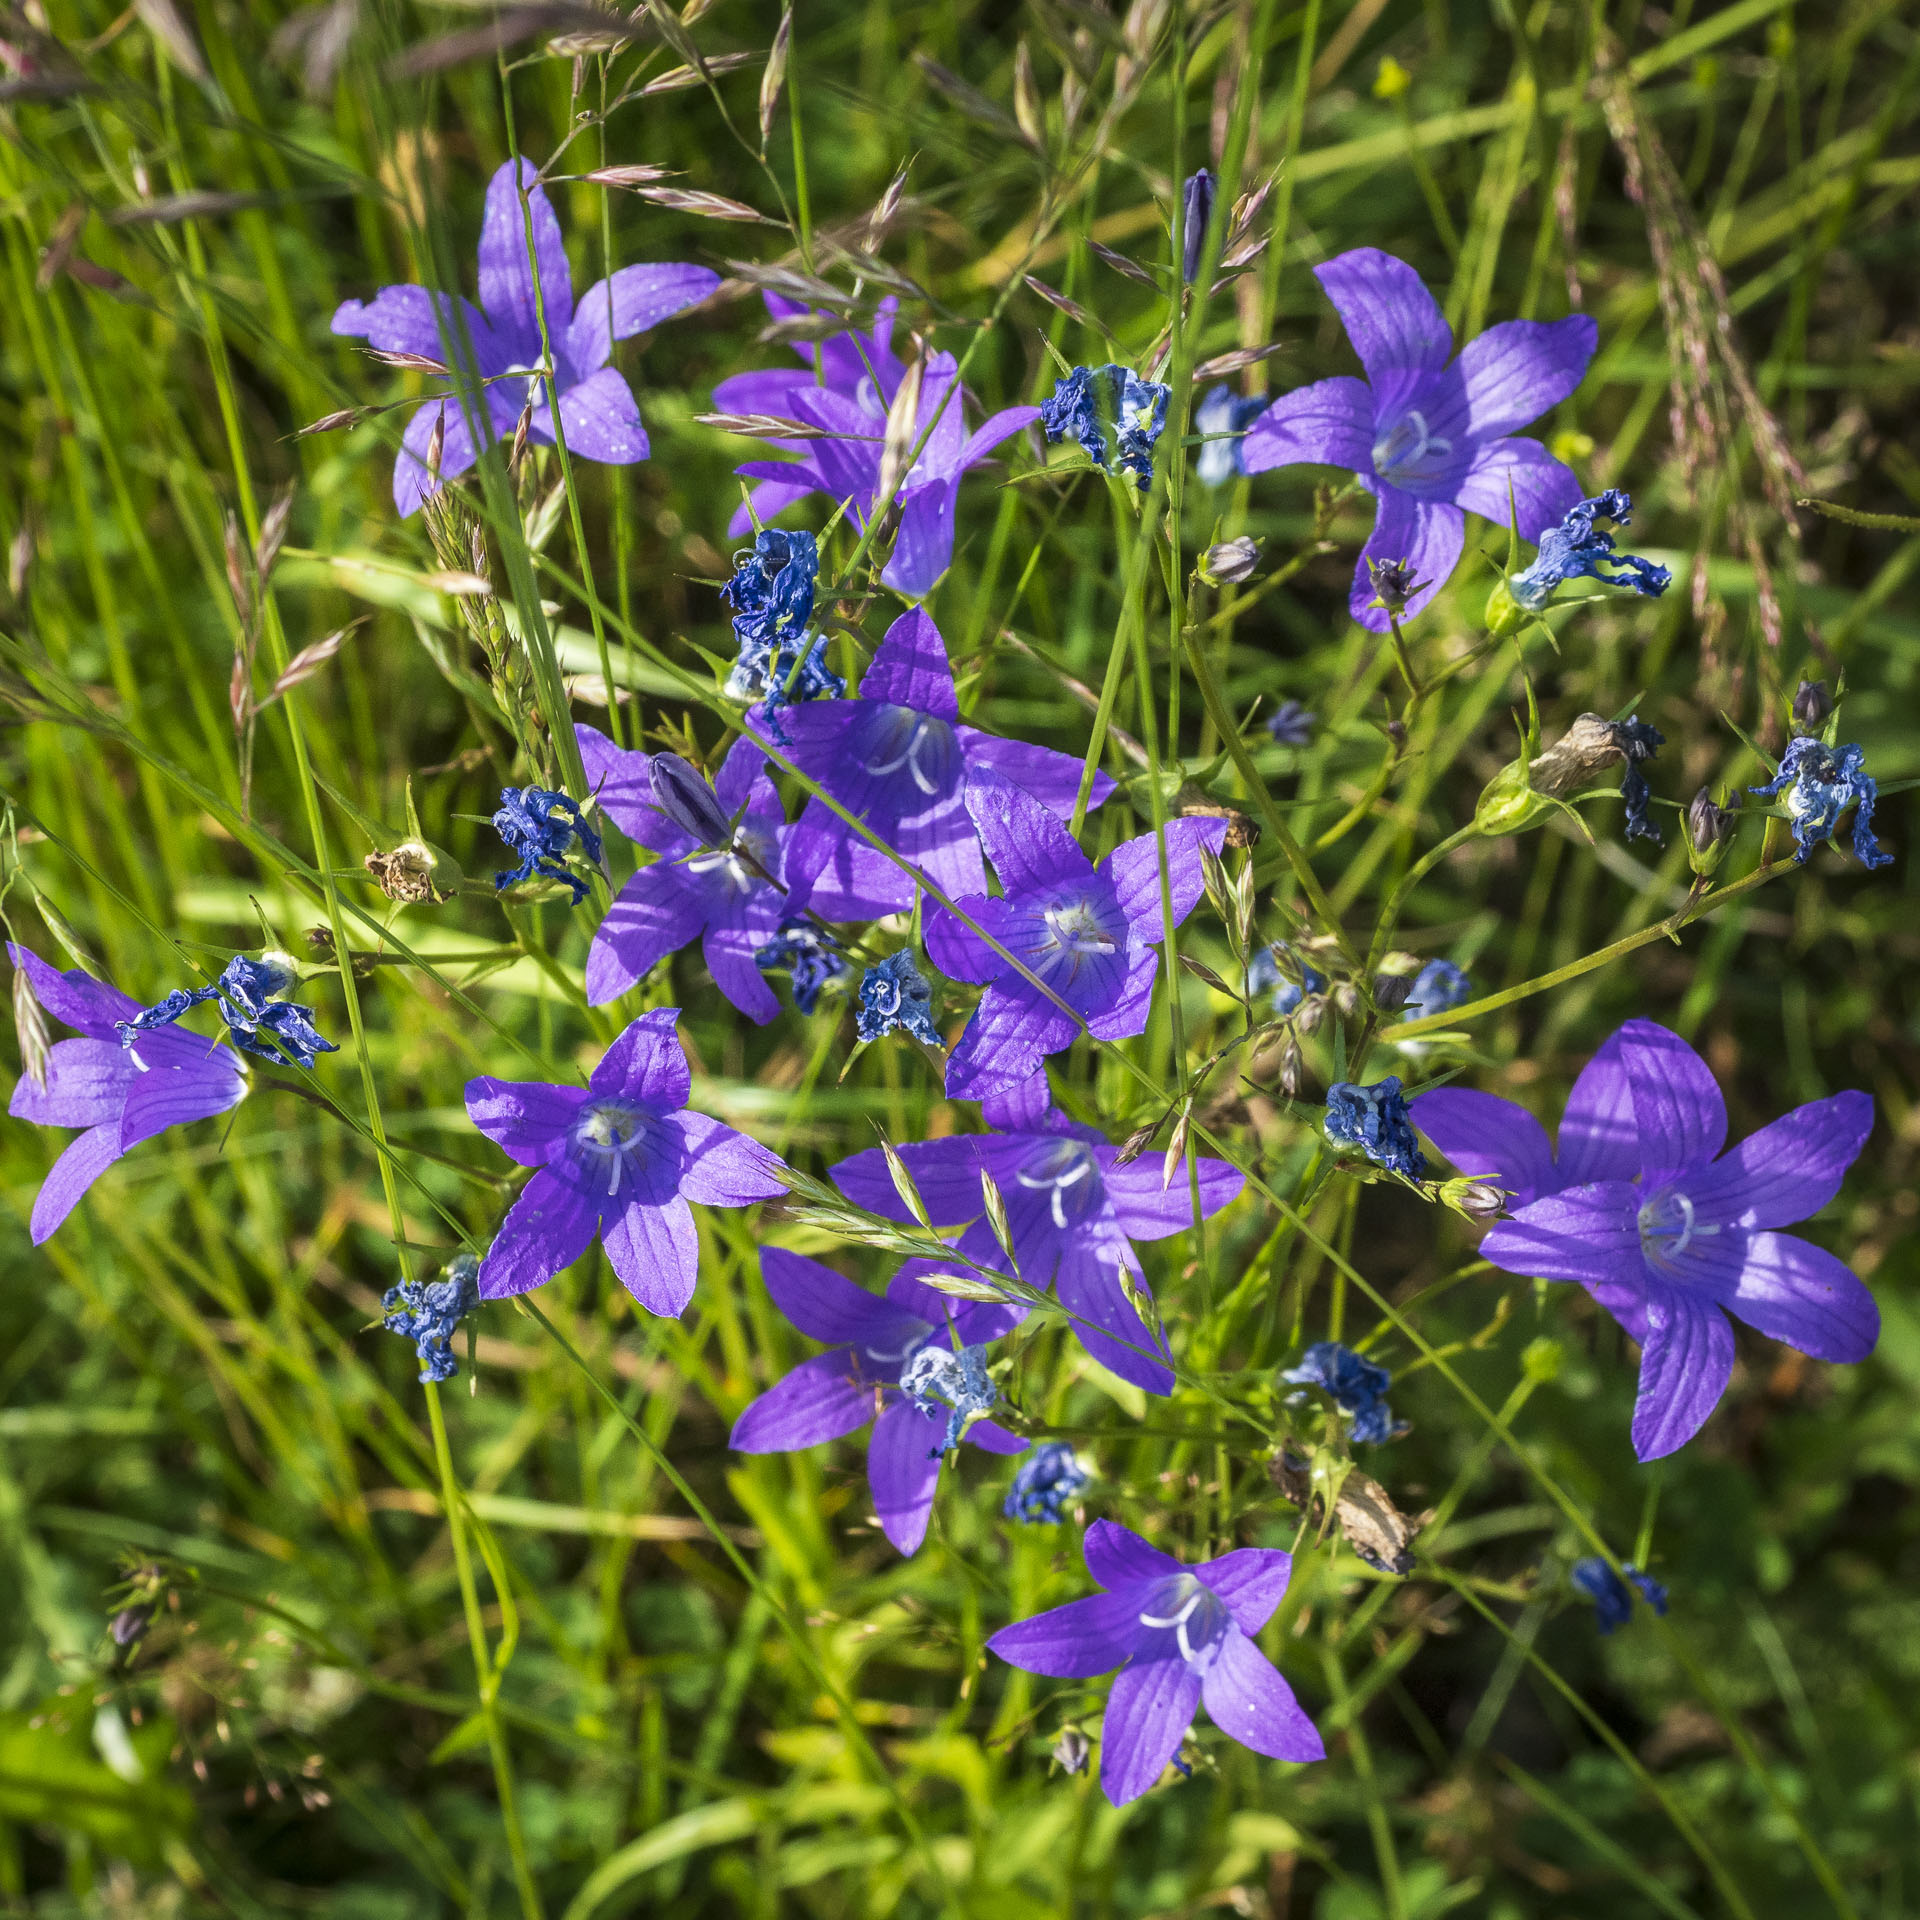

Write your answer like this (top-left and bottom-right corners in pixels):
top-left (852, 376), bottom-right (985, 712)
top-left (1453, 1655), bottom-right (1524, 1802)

top-left (493, 786), bottom-right (603, 904)
top-left (1570, 1556), bottom-right (1669, 1635)
top-left (1039, 364), bottom-right (1170, 490)
top-left (1180, 169), bottom-right (1216, 284)
top-left (1003, 1442), bottom-right (1091, 1523)
top-left (116, 951), bottom-right (338, 1070)
top-left (1194, 384), bottom-right (1266, 486)
top-left (1510, 490), bottom-right (1671, 613)
top-left (1247, 944), bottom-right (1327, 1016)
top-left (1324, 1077), bottom-right (1428, 1180)
top-left (1265, 699), bottom-right (1316, 747)
top-left (856, 952), bottom-right (940, 1046)
top-left (899, 1341), bottom-right (997, 1456)
top-left (1750, 736), bottom-right (1893, 869)
top-left (382, 1255), bottom-right (481, 1385)
top-left (1281, 1340), bottom-right (1403, 1445)
top-left (1404, 959), bottom-right (1471, 1021)
top-left (754, 917), bottom-right (850, 1013)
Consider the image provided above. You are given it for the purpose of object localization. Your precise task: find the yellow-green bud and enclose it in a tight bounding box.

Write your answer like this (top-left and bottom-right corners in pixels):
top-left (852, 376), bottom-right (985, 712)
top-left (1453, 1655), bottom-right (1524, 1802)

top-left (1483, 577), bottom-right (1527, 637)
top-left (1472, 760), bottom-right (1554, 836)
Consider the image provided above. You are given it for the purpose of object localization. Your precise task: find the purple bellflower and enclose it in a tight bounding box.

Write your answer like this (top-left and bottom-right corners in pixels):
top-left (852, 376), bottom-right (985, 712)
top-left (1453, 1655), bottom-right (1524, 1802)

top-left (1265, 698), bottom-right (1316, 747)
top-left (987, 1519), bottom-right (1325, 1807)
top-left (1751, 736), bottom-right (1893, 869)
top-left (465, 1008), bottom-right (787, 1316)
top-left (832, 1071), bottom-right (1243, 1395)
top-left (712, 294), bottom-right (1038, 596)
top-left (1570, 1557), bottom-right (1668, 1634)
top-left (1180, 169), bottom-right (1216, 284)
top-left (8, 945), bottom-right (247, 1245)
top-left (922, 768), bottom-right (1226, 1101)
top-left (759, 607), bottom-right (1112, 919)
top-left (729, 1248), bottom-right (1025, 1554)
top-left (576, 726), bottom-right (793, 1023)
top-left (1324, 1078), bottom-right (1428, 1180)
top-left (1241, 247), bottom-right (1596, 631)
top-left (721, 529), bottom-right (842, 742)
top-left (333, 159), bottom-right (719, 516)
top-left (1427, 1020), bottom-right (1877, 1460)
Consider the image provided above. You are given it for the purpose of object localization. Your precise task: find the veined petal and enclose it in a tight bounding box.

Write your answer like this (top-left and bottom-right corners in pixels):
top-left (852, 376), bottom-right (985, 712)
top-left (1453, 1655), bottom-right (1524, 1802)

top-left (964, 764), bottom-right (1095, 896)
top-left (1083, 948), bottom-right (1160, 1043)
top-left (730, 1349), bottom-right (874, 1452)
top-left (762, 1245), bottom-right (927, 1348)
top-left (1195, 1547), bottom-right (1293, 1635)
top-left (1631, 1281), bottom-right (1735, 1461)
top-left (868, 1399), bottom-right (944, 1554)
top-left (477, 1166), bottom-right (602, 1299)
top-left (958, 403), bottom-right (1041, 467)
top-left (1102, 817), bottom-right (1226, 937)
top-left (944, 984), bottom-right (1078, 1101)
top-left (859, 607), bottom-right (960, 719)
top-left (1313, 249), bottom-right (1452, 410)
top-left (331, 286), bottom-right (501, 374)
top-left (478, 158), bottom-right (572, 350)
top-left (831, 1136), bottom-right (988, 1226)
top-left (1241, 375), bottom-right (1375, 475)
top-left (924, 893), bottom-right (1010, 985)
top-left (1102, 1150), bottom-right (1243, 1241)
top-left (7, 944), bottom-right (139, 1035)
top-left (1723, 1231), bottom-right (1878, 1363)
top-left (1479, 1182), bottom-right (1644, 1288)
top-left (585, 869), bottom-right (708, 1007)
top-left (545, 367), bottom-right (648, 465)
top-left (1555, 1029), bottom-right (1640, 1186)
top-left (881, 477), bottom-right (961, 596)
top-left (1616, 1019), bottom-right (1727, 1184)
top-left (1408, 1088), bottom-right (1557, 1209)
top-left (987, 1592), bottom-right (1147, 1678)
top-left (964, 1418), bottom-right (1027, 1455)
top-left (1054, 1241), bottom-right (1174, 1395)
top-left (465, 1075), bottom-right (590, 1163)
top-left (590, 1007), bottom-right (691, 1110)
top-left (1452, 313), bottom-right (1597, 439)
top-left (673, 1110), bottom-right (787, 1206)
top-left (1350, 485), bottom-right (1464, 632)
top-left (9, 1036), bottom-right (135, 1129)
top-left (117, 1060), bottom-right (246, 1151)
top-left (576, 725), bottom-right (679, 850)
top-left (565, 263), bottom-right (719, 370)
top-left (701, 913), bottom-right (782, 1027)
top-left (1084, 1518), bottom-right (1184, 1591)
top-left (960, 731), bottom-right (1113, 822)
top-left (1452, 436), bottom-right (1585, 540)
top-left (601, 1193), bottom-right (700, 1318)
top-left (1100, 1657), bottom-right (1203, 1807)
top-left (1200, 1629), bottom-right (1324, 1762)
top-left (30, 1121), bottom-right (124, 1244)
top-left (1685, 1090), bottom-right (1874, 1231)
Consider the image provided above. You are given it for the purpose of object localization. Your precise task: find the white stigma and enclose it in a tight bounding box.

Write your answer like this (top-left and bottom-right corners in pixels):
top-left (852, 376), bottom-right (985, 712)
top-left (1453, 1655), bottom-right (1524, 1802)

top-left (1372, 408), bottom-right (1453, 483)
top-left (1138, 1583), bottom-right (1207, 1663)
top-left (575, 1100), bottom-right (646, 1198)
top-left (865, 714), bottom-right (946, 796)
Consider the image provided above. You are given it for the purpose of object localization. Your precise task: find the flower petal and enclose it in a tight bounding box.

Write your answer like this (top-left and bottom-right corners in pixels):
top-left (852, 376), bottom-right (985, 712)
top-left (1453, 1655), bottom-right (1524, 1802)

top-left (1631, 1281), bottom-right (1735, 1460)
top-left (1102, 817), bottom-right (1227, 937)
top-left (1685, 1090), bottom-right (1874, 1231)
top-left (1083, 948), bottom-right (1159, 1043)
top-left (987, 1592), bottom-right (1147, 1678)
top-left (478, 158), bottom-right (572, 350)
top-left (9, 1036), bottom-right (135, 1129)
top-left (868, 1398), bottom-right (944, 1554)
top-left (477, 1166), bottom-right (602, 1299)
top-left (831, 1136), bottom-right (988, 1227)
top-left (1722, 1231), bottom-right (1878, 1363)
top-left (881, 477), bottom-right (962, 596)
top-left (859, 607), bottom-right (960, 719)
top-left (331, 286), bottom-right (499, 373)
top-left (958, 403), bottom-right (1041, 467)
top-left (1451, 435), bottom-right (1586, 540)
top-left (1616, 1019), bottom-right (1727, 1183)
top-left (1554, 1029), bottom-right (1640, 1186)
top-left (584, 869), bottom-right (708, 1007)
top-left (701, 914), bottom-right (782, 1025)
top-left (729, 1349), bottom-right (874, 1452)
top-left (30, 1121), bottom-right (124, 1244)
top-left (565, 263), bottom-right (720, 370)
top-left (761, 1245), bottom-right (925, 1347)
top-left (960, 731), bottom-right (1113, 822)
top-left (575, 725), bottom-right (679, 850)
top-left (117, 1059), bottom-right (246, 1151)
top-left (964, 1418), bottom-right (1028, 1455)
top-left (1199, 1628), bottom-right (1324, 1762)
top-left (1102, 1150), bottom-right (1244, 1241)
top-left (7, 944), bottom-right (138, 1034)
top-left (1100, 1657), bottom-right (1202, 1806)
top-left (601, 1193), bottom-right (700, 1318)
top-left (944, 983), bottom-right (1079, 1101)
top-left (1313, 248), bottom-right (1452, 412)
top-left (1084, 1518), bottom-right (1184, 1591)
top-left (394, 391), bottom-right (517, 518)
top-left (923, 893), bottom-right (1009, 986)
top-left (964, 764), bottom-right (1095, 896)
top-left (1241, 375), bottom-right (1375, 474)
top-left (1452, 313), bottom-right (1597, 439)
top-left (672, 1109), bottom-right (787, 1206)
top-left (725, 476), bottom-right (819, 538)
top-left (1478, 1182), bottom-right (1644, 1288)
top-left (545, 367), bottom-right (649, 465)
top-left (1195, 1548), bottom-right (1293, 1635)
top-left (590, 1007), bottom-right (691, 1109)
top-left (1054, 1241), bottom-right (1175, 1395)
top-left (465, 1075), bottom-right (589, 1163)
top-left (1350, 485), bottom-right (1464, 632)
top-left (1407, 1088), bottom-right (1557, 1209)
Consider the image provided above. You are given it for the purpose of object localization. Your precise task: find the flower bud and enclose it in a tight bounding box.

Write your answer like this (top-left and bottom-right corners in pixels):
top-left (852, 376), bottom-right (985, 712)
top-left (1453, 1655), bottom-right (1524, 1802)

top-left (1791, 678), bottom-right (1831, 733)
top-left (1180, 168), bottom-right (1216, 284)
top-left (1372, 972), bottom-right (1413, 1012)
top-left (1483, 577), bottom-right (1526, 636)
top-left (1052, 1727), bottom-right (1091, 1775)
top-left (1472, 759), bottom-right (1554, 836)
top-left (1368, 556), bottom-right (1421, 615)
top-left (649, 752), bottom-right (733, 847)
top-left (110, 1603), bottom-right (155, 1650)
top-left (1440, 1176), bottom-right (1508, 1223)
top-left (1199, 535), bottom-right (1260, 586)
top-left (1684, 787), bottom-right (1737, 878)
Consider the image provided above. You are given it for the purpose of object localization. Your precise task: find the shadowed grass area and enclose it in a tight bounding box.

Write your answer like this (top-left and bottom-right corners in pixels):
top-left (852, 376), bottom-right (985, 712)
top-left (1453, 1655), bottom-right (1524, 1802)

top-left (1, 0), bottom-right (1918, 1915)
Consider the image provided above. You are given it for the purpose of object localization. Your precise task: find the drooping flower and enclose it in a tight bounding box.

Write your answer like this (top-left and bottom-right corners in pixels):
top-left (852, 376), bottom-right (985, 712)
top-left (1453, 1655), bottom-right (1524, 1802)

top-left (832, 1070), bottom-right (1242, 1394)
top-left (332, 159), bottom-right (718, 516)
top-left (1570, 1557), bottom-right (1668, 1635)
top-left (721, 528), bottom-right (842, 741)
top-left (493, 786), bottom-right (603, 904)
top-left (924, 768), bottom-right (1225, 1100)
top-left (1281, 1341), bottom-right (1404, 1444)
top-left (760, 607), bottom-right (1111, 919)
top-left (1611, 715), bottom-right (1665, 846)
top-left (1247, 944), bottom-right (1326, 1016)
top-left (382, 1254), bottom-right (481, 1385)
top-left (7, 944), bottom-right (247, 1244)
top-left (1194, 384), bottom-right (1265, 486)
top-left (986, 1519), bottom-right (1324, 1807)
top-left (1040, 364), bottom-right (1170, 489)
top-left (576, 727), bottom-right (793, 1023)
top-left (1004, 1442), bottom-right (1091, 1523)
top-left (1404, 958), bottom-right (1471, 1021)
top-left (1324, 1078), bottom-right (1428, 1180)
top-left (1265, 700), bottom-right (1316, 747)
top-left (729, 1248), bottom-right (1025, 1554)
top-left (711, 295), bottom-right (1039, 595)
top-left (1750, 736), bottom-right (1893, 869)
top-left (117, 951), bottom-right (337, 1070)
top-left (1507, 489), bottom-right (1671, 613)
top-left (1463, 1020), bottom-right (1877, 1459)
top-left (1242, 247), bottom-right (1597, 630)
top-left (754, 917), bottom-right (850, 1013)
top-left (856, 952), bottom-right (940, 1046)
top-left (464, 1008), bottom-right (787, 1316)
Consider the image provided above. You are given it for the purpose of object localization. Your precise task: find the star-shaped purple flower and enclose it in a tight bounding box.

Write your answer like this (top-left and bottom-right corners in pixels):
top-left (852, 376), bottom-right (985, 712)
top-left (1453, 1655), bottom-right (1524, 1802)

top-left (711, 295), bottom-right (1039, 595)
top-left (577, 727), bottom-right (793, 1022)
top-left (924, 770), bottom-right (1225, 1100)
top-left (987, 1519), bottom-right (1324, 1807)
top-left (7, 944), bottom-right (247, 1244)
top-left (465, 1008), bottom-right (787, 1316)
top-left (756, 608), bottom-right (1112, 920)
top-left (1242, 247), bottom-right (1595, 632)
top-left (728, 1248), bottom-right (1025, 1554)
top-left (333, 159), bottom-right (719, 516)
top-left (832, 1072), bottom-right (1242, 1395)
top-left (1420, 1020), bottom-right (1877, 1460)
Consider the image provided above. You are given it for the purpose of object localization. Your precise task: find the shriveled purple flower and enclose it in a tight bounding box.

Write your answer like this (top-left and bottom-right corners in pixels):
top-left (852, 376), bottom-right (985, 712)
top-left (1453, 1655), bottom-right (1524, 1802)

top-left (382, 1254), bottom-right (481, 1385)
top-left (1243, 247), bottom-right (1596, 631)
top-left (493, 786), bottom-right (603, 904)
top-left (721, 529), bottom-right (841, 742)
top-left (1041, 364), bottom-right (1170, 490)
top-left (1005, 1442), bottom-right (1090, 1523)
top-left (856, 952), bottom-right (940, 1046)
top-left (8, 944), bottom-right (247, 1244)
top-left (1570, 1557), bottom-right (1668, 1634)
top-left (899, 1340), bottom-right (998, 1453)
top-left (1265, 700), bottom-right (1316, 748)
top-left (987, 1519), bottom-right (1324, 1807)
top-left (924, 769), bottom-right (1225, 1100)
top-left (1281, 1341), bottom-right (1403, 1444)
top-left (1751, 736), bottom-right (1893, 869)
top-left (1324, 1078), bottom-right (1427, 1180)
top-left (1509, 489), bottom-right (1671, 612)
top-left (1367, 556), bottom-right (1424, 615)
top-left (1452, 1020), bottom-right (1877, 1460)
top-left (1180, 168), bottom-right (1216, 283)
top-left (1611, 715), bottom-right (1665, 847)
top-left (1404, 958), bottom-right (1471, 1021)
top-left (754, 917), bottom-right (849, 1014)
top-left (833, 1071), bottom-right (1242, 1394)
top-left (761, 607), bottom-right (1111, 919)
top-left (729, 1248), bottom-right (1024, 1553)
top-left (712, 295), bottom-right (1038, 596)
top-left (333, 159), bottom-right (718, 516)
top-left (1194, 385), bottom-right (1267, 486)
top-left (117, 951), bottom-right (337, 1071)
top-left (465, 1008), bottom-right (787, 1316)
top-left (577, 727), bottom-right (793, 1024)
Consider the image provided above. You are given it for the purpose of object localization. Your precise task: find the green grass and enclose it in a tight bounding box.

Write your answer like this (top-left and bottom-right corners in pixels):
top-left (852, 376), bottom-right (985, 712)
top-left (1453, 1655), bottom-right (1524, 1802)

top-left (2, 0), bottom-right (1919, 1914)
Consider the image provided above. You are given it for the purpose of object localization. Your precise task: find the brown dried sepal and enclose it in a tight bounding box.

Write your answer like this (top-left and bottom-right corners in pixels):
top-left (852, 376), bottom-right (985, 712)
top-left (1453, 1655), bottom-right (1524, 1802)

top-left (1269, 1446), bottom-right (1432, 1577)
